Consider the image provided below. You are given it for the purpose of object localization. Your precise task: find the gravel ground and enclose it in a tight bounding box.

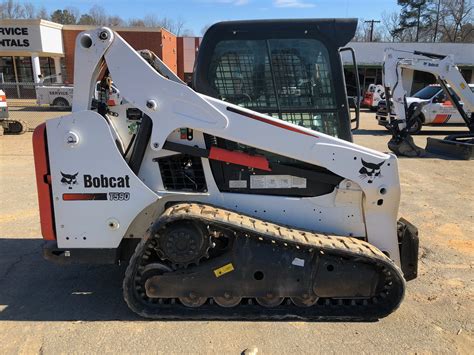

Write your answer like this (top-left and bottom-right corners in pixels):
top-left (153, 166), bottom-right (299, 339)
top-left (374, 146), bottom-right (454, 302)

top-left (0, 109), bottom-right (472, 354)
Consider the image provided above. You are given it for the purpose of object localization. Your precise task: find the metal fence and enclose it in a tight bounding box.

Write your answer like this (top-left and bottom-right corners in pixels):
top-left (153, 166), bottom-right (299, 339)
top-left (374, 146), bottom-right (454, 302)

top-left (1, 82), bottom-right (70, 133)
top-left (0, 82), bottom-right (38, 102)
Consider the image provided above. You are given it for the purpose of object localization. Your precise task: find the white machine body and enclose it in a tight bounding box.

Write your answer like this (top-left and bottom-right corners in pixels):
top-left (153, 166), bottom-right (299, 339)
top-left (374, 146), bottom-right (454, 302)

top-left (39, 28), bottom-right (404, 266)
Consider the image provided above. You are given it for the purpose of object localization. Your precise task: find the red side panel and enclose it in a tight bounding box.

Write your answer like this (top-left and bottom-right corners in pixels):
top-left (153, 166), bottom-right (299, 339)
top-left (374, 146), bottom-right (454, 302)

top-left (32, 123), bottom-right (56, 240)
top-left (209, 146), bottom-right (271, 171)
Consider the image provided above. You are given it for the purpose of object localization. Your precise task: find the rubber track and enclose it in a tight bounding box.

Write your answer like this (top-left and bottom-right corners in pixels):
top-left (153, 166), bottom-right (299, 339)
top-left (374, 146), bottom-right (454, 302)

top-left (123, 203), bottom-right (406, 320)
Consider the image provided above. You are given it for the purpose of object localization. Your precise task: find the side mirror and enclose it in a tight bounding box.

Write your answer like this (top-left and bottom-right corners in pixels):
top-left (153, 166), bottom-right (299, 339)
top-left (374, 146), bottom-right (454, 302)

top-left (432, 97), bottom-right (439, 103)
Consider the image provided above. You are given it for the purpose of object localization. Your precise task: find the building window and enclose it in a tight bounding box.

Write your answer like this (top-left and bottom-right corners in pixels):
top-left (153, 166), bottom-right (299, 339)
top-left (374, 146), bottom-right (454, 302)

top-left (40, 57), bottom-right (55, 79)
top-left (15, 56), bottom-right (33, 82)
top-left (459, 68), bottom-right (472, 83)
top-left (0, 56), bottom-right (15, 82)
top-left (60, 58), bottom-right (68, 83)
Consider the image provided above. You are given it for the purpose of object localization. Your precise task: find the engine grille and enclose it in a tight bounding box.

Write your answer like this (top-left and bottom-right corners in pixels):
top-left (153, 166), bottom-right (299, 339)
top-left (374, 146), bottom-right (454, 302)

top-left (157, 154), bottom-right (207, 192)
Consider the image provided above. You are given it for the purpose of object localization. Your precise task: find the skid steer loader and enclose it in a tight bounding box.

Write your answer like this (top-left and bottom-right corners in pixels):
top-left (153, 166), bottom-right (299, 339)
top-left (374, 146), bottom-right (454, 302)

top-left (33, 20), bottom-right (418, 320)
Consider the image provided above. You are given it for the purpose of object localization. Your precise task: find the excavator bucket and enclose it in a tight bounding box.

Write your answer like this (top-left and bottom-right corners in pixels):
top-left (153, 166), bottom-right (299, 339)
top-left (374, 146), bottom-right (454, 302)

top-left (388, 135), bottom-right (425, 157)
top-left (426, 134), bottom-right (474, 160)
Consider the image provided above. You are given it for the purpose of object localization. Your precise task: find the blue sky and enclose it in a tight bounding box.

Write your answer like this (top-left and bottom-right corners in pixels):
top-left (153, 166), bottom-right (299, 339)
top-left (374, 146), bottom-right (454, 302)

top-left (35, 0), bottom-right (399, 34)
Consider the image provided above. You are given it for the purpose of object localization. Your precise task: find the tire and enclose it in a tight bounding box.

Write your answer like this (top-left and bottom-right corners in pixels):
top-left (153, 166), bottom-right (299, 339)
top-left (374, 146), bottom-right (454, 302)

top-left (408, 116), bottom-right (423, 135)
top-left (406, 103), bottom-right (424, 135)
top-left (52, 97), bottom-right (70, 110)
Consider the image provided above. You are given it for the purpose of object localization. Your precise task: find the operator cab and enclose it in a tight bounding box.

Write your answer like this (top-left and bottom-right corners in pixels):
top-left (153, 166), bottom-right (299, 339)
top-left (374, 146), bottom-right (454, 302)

top-left (193, 19), bottom-right (360, 142)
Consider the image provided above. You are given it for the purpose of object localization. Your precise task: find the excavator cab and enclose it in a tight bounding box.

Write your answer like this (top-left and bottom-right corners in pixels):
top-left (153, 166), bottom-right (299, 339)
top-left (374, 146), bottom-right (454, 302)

top-left (193, 19), bottom-right (360, 142)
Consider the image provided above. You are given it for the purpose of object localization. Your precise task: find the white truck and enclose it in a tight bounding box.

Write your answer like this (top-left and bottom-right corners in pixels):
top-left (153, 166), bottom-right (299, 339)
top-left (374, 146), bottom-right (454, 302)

top-left (36, 75), bottom-right (121, 108)
top-left (376, 84), bottom-right (474, 134)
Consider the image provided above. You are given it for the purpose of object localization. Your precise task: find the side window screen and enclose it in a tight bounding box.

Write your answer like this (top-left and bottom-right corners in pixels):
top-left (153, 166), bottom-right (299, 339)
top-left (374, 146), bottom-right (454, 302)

top-left (208, 38), bottom-right (339, 137)
top-left (268, 39), bottom-right (336, 110)
top-left (211, 40), bottom-right (272, 108)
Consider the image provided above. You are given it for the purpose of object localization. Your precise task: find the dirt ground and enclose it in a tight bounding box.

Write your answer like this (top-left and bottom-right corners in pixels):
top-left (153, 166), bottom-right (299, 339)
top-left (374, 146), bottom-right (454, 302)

top-left (0, 109), bottom-right (473, 354)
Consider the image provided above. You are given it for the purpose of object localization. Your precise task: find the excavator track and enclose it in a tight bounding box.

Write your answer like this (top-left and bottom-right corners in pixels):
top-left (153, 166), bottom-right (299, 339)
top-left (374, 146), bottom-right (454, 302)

top-left (123, 203), bottom-right (406, 320)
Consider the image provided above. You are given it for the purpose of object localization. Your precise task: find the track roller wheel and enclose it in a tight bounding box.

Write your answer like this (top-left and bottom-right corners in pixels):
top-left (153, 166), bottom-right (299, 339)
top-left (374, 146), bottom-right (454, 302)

top-left (256, 294), bottom-right (284, 308)
top-left (214, 293), bottom-right (242, 308)
top-left (291, 294), bottom-right (319, 307)
top-left (179, 293), bottom-right (207, 308)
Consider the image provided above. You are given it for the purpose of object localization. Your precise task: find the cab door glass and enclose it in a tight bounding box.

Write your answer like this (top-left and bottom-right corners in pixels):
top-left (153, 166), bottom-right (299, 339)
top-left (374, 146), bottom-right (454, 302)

top-left (208, 38), bottom-right (340, 137)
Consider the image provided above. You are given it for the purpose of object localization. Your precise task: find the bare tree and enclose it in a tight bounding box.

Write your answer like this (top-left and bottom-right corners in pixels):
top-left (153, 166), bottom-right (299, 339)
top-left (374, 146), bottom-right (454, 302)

top-left (381, 11), bottom-right (400, 41)
top-left (439, 0), bottom-right (473, 42)
top-left (0, 0), bottom-right (26, 19)
top-left (353, 20), bottom-right (368, 41)
top-left (143, 14), bottom-right (160, 27)
top-left (23, 1), bottom-right (35, 19)
top-left (128, 18), bottom-right (145, 27)
top-left (158, 16), bottom-right (175, 31)
top-left (173, 17), bottom-right (186, 36)
top-left (89, 4), bottom-right (107, 26)
top-left (107, 15), bottom-right (125, 27)
top-left (353, 20), bottom-right (382, 41)
top-left (201, 24), bottom-right (212, 35)
top-left (37, 6), bottom-right (48, 20)
top-left (141, 15), bottom-right (192, 35)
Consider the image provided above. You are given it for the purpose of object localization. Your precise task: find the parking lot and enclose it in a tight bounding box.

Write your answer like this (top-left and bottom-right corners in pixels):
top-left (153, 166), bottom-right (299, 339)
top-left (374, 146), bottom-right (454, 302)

top-left (0, 109), bottom-right (473, 354)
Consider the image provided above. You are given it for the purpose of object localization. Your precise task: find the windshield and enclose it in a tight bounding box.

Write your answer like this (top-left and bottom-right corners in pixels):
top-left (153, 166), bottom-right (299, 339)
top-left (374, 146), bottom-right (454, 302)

top-left (412, 86), bottom-right (440, 99)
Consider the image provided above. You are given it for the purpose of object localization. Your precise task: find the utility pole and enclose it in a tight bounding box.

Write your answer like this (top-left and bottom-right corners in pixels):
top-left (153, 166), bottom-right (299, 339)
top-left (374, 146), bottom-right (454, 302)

top-left (415, 0), bottom-right (426, 42)
top-left (433, 0), bottom-right (441, 42)
top-left (364, 19), bottom-right (381, 42)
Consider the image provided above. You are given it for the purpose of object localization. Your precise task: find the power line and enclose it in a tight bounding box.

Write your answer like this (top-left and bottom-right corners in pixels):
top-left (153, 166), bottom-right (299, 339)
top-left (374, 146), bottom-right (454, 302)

top-left (365, 19), bottom-right (381, 42)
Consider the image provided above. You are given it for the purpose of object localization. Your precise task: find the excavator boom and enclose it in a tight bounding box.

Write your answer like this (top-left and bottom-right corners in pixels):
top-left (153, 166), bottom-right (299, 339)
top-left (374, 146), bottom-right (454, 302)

top-left (383, 48), bottom-right (474, 158)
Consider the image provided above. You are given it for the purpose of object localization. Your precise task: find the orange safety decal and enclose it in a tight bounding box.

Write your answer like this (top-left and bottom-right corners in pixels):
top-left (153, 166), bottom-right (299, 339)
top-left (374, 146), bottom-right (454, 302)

top-left (209, 146), bottom-right (271, 171)
top-left (432, 114), bottom-right (450, 124)
top-left (32, 123), bottom-right (56, 241)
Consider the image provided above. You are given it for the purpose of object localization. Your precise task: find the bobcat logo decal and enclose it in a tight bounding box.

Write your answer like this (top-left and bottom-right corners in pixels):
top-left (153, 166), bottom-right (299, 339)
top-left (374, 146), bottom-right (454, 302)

top-left (359, 159), bottom-right (384, 184)
top-left (61, 172), bottom-right (78, 189)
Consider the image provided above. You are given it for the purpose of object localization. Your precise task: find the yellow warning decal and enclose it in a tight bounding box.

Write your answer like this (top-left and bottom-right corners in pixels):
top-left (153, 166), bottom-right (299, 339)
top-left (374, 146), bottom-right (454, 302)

top-left (460, 83), bottom-right (466, 89)
top-left (214, 263), bottom-right (234, 277)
